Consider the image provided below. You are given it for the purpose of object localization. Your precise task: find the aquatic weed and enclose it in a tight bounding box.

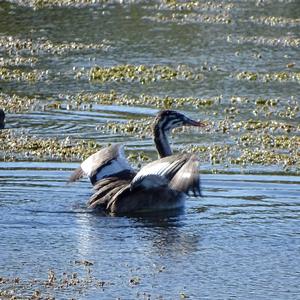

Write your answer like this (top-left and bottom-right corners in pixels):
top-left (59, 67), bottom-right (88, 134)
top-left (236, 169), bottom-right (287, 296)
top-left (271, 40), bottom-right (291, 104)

top-left (89, 64), bottom-right (203, 83)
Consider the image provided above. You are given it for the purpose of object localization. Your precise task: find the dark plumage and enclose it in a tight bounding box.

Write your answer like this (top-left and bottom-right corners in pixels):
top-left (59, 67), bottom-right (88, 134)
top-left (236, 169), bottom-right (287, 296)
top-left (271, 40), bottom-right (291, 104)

top-left (0, 109), bottom-right (5, 129)
top-left (69, 110), bottom-right (205, 215)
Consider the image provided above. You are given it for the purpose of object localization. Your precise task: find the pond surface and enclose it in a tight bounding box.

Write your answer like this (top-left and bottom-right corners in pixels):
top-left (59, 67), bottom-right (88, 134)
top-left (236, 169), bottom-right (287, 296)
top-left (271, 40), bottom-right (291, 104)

top-left (1, 162), bottom-right (299, 299)
top-left (0, 0), bottom-right (299, 299)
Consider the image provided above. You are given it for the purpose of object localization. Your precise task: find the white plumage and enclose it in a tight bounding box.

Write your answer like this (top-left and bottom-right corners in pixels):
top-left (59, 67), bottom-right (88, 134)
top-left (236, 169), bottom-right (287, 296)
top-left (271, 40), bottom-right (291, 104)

top-left (80, 144), bottom-right (134, 183)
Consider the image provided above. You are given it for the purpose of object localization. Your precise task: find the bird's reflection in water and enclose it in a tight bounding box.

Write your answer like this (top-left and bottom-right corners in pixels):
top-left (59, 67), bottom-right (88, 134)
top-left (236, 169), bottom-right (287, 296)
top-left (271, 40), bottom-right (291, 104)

top-left (129, 208), bottom-right (202, 257)
top-left (74, 207), bottom-right (204, 259)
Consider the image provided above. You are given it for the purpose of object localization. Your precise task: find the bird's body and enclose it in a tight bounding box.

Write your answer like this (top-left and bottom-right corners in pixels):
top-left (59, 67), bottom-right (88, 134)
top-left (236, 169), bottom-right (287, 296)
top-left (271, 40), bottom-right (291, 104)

top-left (69, 110), bottom-right (204, 215)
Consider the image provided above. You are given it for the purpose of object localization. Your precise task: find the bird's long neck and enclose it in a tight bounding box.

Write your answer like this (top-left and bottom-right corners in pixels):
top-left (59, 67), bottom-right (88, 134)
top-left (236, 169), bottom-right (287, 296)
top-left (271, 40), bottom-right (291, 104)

top-left (153, 126), bottom-right (172, 158)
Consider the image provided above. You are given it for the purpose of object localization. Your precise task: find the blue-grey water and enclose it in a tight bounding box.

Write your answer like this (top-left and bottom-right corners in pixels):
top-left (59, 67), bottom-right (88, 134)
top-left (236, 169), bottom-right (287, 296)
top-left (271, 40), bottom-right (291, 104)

top-left (1, 0), bottom-right (300, 299)
top-left (1, 162), bottom-right (299, 299)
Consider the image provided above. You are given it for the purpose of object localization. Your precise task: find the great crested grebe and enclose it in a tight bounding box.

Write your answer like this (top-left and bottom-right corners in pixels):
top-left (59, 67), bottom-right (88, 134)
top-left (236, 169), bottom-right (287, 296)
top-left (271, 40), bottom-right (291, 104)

top-left (69, 110), bottom-right (204, 214)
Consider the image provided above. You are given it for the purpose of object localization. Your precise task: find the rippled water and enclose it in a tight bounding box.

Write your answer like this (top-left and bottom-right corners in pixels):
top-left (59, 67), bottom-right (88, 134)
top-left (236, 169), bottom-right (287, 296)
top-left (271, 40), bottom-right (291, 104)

top-left (1, 162), bottom-right (299, 299)
top-left (1, 0), bottom-right (300, 299)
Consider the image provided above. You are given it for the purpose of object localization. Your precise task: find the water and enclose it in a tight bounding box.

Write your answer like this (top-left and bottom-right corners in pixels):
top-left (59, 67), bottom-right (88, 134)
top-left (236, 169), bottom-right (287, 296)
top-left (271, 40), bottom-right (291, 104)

top-left (0, 162), bottom-right (299, 299)
top-left (1, 0), bottom-right (300, 299)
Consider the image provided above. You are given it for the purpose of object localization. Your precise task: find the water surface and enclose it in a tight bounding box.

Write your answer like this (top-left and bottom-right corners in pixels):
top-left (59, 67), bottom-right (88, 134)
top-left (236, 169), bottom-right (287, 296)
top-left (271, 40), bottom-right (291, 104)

top-left (0, 0), bottom-right (300, 299)
top-left (1, 162), bottom-right (299, 299)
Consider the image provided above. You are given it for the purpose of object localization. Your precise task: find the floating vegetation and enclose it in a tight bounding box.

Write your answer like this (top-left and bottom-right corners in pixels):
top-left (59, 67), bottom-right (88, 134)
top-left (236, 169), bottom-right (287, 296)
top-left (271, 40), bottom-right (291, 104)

top-left (0, 262), bottom-right (112, 300)
top-left (75, 260), bottom-right (94, 266)
top-left (144, 12), bottom-right (232, 25)
top-left (236, 71), bottom-right (300, 83)
top-left (0, 128), bottom-right (153, 163)
top-left (1, 88), bottom-right (298, 173)
top-left (128, 151), bottom-right (151, 163)
top-left (97, 118), bottom-right (152, 137)
top-left (0, 1), bottom-right (299, 175)
top-left (8, 0), bottom-right (112, 8)
top-left (0, 35), bottom-right (110, 56)
top-left (57, 91), bottom-right (219, 110)
top-left (230, 96), bottom-right (300, 120)
top-left (7, 0), bottom-right (234, 9)
top-left (275, 102), bottom-right (300, 119)
top-left (249, 16), bottom-right (300, 27)
top-left (0, 93), bottom-right (40, 113)
top-left (232, 119), bottom-right (298, 133)
top-left (160, 0), bottom-right (234, 12)
top-left (237, 149), bottom-right (298, 168)
top-left (188, 134), bottom-right (299, 170)
top-left (89, 64), bottom-right (203, 83)
top-left (97, 116), bottom-right (205, 139)
top-left (255, 98), bottom-right (279, 106)
top-left (93, 117), bottom-right (300, 170)
top-left (0, 56), bottom-right (38, 67)
top-left (227, 34), bottom-right (300, 48)
top-left (239, 133), bottom-right (300, 150)
top-left (0, 130), bottom-right (102, 161)
top-left (0, 67), bottom-right (45, 82)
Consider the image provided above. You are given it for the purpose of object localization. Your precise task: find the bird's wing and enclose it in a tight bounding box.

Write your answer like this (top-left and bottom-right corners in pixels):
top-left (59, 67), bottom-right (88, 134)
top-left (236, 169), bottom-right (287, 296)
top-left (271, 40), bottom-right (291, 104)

top-left (169, 154), bottom-right (201, 197)
top-left (88, 154), bottom-right (201, 213)
top-left (68, 144), bottom-right (135, 185)
top-left (130, 154), bottom-right (201, 196)
top-left (106, 154), bottom-right (201, 214)
top-left (88, 171), bottom-right (135, 209)
top-left (130, 154), bottom-right (190, 190)
top-left (88, 178), bottom-right (130, 209)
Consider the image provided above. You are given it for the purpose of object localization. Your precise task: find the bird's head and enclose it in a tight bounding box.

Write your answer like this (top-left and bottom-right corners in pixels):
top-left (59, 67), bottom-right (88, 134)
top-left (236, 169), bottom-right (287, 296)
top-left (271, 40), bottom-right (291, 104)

top-left (153, 110), bottom-right (205, 133)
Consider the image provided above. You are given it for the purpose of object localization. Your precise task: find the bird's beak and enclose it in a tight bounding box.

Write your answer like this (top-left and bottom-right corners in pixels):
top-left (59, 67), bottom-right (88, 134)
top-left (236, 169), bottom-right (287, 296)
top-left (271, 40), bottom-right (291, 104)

top-left (185, 117), bottom-right (206, 127)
